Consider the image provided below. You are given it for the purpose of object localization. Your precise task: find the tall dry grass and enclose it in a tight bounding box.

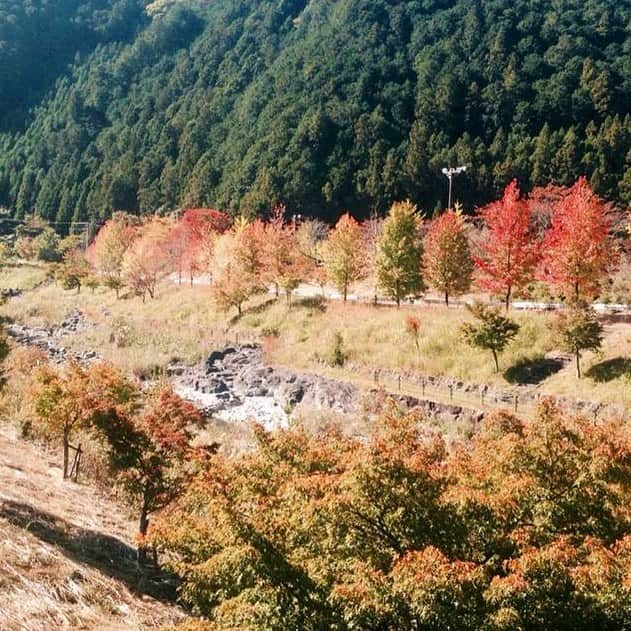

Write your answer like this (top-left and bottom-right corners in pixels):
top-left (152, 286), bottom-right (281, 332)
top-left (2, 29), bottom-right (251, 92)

top-left (2, 267), bottom-right (630, 406)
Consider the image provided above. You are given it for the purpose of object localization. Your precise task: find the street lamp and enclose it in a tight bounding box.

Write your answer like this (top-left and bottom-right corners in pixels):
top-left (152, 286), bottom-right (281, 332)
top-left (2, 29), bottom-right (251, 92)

top-left (441, 166), bottom-right (467, 209)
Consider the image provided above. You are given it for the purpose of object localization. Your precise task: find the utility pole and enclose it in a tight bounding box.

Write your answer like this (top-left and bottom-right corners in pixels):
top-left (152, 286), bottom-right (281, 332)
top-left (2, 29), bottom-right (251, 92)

top-left (441, 166), bottom-right (467, 209)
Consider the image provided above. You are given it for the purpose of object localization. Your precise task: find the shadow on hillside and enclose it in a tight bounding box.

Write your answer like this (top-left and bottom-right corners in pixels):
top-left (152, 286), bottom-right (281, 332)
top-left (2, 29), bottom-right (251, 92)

top-left (504, 357), bottom-right (565, 385)
top-left (293, 295), bottom-right (327, 312)
top-left (0, 498), bottom-right (178, 603)
top-left (586, 357), bottom-right (631, 383)
top-left (228, 297), bottom-right (277, 325)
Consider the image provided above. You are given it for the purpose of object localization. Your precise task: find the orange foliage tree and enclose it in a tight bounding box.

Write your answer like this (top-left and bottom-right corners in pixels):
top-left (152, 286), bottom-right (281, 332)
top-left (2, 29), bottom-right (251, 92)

top-left (211, 217), bottom-right (267, 316)
top-left (423, 207), bottom-right (473, 305)
top-left (91, 383), bottom-right (204, 559)
top-left (538, 177), bottom-right (616, 301)
top-left (86, 212), bottom-right (138, 295)
top-left (474, 180), bottom-right (540, 310)
top-left (262, 205), bottom-right (306, 303)
top-left (149, 399), bottom-right (631, 629)
top-left (122, 217), bottom-right (171, 301)
top-left (169, 208), bottom-right (232, 285)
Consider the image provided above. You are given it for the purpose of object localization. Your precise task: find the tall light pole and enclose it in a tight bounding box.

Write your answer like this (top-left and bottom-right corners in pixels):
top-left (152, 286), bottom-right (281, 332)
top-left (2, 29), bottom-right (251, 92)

top-left (441, 166), bottom-right (467, 209)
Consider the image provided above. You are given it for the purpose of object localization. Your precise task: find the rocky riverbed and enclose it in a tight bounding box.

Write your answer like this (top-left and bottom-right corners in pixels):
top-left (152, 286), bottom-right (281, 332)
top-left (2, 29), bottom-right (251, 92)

top-left (170, 344), bottom-right (359, 431)
top-left (169, 344), bottom-right (487, 433)
top-left (8, 310), bottom-right (619, 438)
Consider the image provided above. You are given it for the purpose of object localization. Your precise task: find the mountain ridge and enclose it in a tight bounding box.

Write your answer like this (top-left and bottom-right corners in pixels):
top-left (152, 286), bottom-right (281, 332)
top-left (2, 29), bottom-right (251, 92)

top-left (0, 0), bottom-right (629, 226)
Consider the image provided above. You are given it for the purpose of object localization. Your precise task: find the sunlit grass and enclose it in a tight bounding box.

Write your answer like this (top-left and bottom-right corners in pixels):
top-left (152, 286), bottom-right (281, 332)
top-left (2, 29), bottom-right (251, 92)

top-left (1, 264), bottom-right (630, 407)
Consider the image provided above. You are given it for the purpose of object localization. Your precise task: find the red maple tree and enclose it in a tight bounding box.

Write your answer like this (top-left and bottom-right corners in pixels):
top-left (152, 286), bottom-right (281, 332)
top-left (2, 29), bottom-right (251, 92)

top-left (538, 177), bottom-right (615, 301)
top-left (474, 180), bottom-right (540, 310)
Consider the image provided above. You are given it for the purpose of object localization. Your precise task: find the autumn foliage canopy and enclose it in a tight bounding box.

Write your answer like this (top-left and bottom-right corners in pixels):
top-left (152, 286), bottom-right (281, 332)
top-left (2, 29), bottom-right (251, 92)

top-left (150, 400), bottom-right (631, 630)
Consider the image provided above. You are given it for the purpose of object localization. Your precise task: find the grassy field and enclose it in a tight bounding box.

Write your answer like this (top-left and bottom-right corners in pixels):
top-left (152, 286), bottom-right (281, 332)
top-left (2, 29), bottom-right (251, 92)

top-left (1, 267), bottom-right (630, 408)
top-left (0, 262), bottom-right (49, 292)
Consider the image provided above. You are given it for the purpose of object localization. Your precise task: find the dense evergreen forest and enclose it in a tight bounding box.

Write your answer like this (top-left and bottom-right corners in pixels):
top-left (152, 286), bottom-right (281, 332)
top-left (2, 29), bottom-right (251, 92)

top-left (0, 0), bottom-right (630, 226)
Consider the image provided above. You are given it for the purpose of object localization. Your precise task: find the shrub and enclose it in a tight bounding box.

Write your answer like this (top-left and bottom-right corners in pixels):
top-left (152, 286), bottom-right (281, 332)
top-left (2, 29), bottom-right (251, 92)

top-left (327, 331), bottom-right (346, 367)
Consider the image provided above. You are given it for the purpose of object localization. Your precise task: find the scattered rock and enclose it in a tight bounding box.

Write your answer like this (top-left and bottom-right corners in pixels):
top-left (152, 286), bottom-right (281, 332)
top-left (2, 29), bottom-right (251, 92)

top-left (6, 311), bottom-right (101, 365)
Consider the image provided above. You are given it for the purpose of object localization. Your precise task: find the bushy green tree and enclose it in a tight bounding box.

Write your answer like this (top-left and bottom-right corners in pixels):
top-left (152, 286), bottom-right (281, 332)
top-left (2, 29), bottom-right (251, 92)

top-left (555, 303), bottom-right (604, 378)
top-left (376, 200), bottom-right (424, 307)
top-left (461, 302), bottom-right (520, 372)
top-left (33, 227), bottom-right (61, 262)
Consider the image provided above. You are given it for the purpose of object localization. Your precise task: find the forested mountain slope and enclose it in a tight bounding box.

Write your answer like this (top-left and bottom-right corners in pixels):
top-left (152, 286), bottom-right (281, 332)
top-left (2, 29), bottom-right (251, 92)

top-left (0, 0), bottom-right (630, 225)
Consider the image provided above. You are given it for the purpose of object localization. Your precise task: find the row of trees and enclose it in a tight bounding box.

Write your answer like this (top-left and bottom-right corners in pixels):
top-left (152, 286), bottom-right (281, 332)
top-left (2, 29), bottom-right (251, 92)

top-left (84, 177), bottom-right (622, 312)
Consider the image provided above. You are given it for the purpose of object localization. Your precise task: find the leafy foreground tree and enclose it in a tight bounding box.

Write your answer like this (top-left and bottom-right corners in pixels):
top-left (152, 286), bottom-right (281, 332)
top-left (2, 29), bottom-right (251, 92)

top-left (461, 302), bottom-right (520, 373)
top-left (30, 362), bottom-right (96, 479)
top-left (150, 401), bottom-right (631, 630)
top-left (555, 303), bottom-right (604, 378)
top-left (423, 205), bottom-right (473, 306)
top-left (28, 361), bottom-right (205, 560)
top-left (376, 200), bottom-right (425, 307)
top-left (91, 383), bottom-right (204, 560)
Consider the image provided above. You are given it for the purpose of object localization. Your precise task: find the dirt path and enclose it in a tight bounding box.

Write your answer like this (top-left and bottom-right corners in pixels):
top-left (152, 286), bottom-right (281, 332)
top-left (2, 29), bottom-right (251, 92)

top-left (0, 424), bottom-right (184, 630)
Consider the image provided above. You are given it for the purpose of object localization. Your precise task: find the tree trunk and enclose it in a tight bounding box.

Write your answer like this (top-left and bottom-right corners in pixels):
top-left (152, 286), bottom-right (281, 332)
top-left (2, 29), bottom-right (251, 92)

top-left (505, 286), bottom-right (511, 312)
top-left (343, 284), bottom-right (347, 303)
top-left (574, 282), bottom-right (580, 303)
top-left (62, 428), bottom-right (70, 479)
top-left (137, 492), bottom-right (150, 564)
top-left (576, 349), bottom-right (581, 378)
top-left (492, 349), bottom-right (499, 373)
top-left (274, 283), bottom-right (279, 298)
top-left (445, 291), bottom-right (449, 307)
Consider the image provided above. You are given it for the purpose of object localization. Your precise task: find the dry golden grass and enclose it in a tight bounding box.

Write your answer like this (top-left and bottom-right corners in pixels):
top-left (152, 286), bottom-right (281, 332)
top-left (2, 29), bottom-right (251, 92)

top-left (0, 424), bottom-right (184, 630)
top-left (2, 279), bottom-right (228, 376)
top-left (2, 266), bottom-right (630, 408)
top-left (242, 298), bottom-right (631, 408)
top-left (0, 262), bottom-right (48, 292)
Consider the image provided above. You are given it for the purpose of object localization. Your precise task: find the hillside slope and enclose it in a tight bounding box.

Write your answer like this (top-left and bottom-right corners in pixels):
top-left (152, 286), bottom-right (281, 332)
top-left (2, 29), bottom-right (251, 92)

top-left (0, 0), bottom-right (630, 224)
top-left (0, 424), bottom-right (184, 630)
